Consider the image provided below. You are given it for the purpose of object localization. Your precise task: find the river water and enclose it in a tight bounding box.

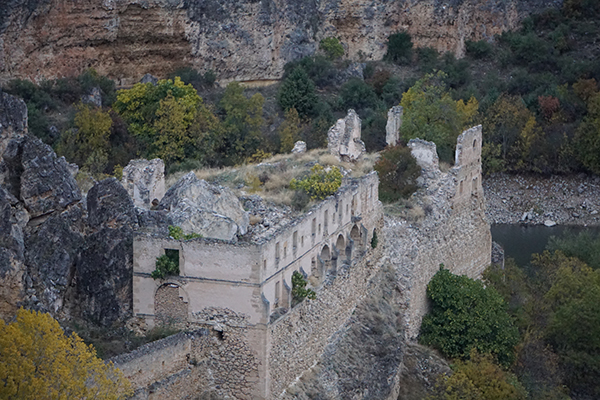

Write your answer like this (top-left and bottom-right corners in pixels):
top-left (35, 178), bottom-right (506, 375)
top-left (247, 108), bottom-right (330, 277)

top-left (491, 224), bottom-right (600, 267)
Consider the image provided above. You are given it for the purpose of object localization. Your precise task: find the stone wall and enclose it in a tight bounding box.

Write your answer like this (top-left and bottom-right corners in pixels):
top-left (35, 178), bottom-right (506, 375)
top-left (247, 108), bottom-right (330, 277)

top-left (267, 219), bottom-right (384, 398)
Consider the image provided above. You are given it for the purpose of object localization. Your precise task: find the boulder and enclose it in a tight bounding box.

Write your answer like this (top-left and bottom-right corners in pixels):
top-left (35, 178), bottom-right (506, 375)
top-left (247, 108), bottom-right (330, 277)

top-left (327, 109), bottom-right (366, 162)
top-left (544, 220), bottom-right (557, 227)
top-left (386, 106), bottom-right (403, 147)
top-left (88, 178), bottom-right (137, 229)
top-left (291, 141), bottom-right (307, 154)
top-left (140, 73), bottom-right (158, 85)
top-left (159, 172), bottom-right (249, 240)
top-left (80, 86), bottom-right (102, 108)
top-left (121, 158), bottom-right (166, 209)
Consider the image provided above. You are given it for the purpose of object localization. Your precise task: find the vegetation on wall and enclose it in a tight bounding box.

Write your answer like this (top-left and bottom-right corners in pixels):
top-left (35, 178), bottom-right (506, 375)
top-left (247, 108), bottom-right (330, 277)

top-left (152, 250), bottom-right (180, 280)
top-left (290, 164), bottom-right (343, 200)
top-left (0, 308), bottom-right (132, 399)
top-left (291, 271), bottom-right (316, 307)
top-left (374, 145), bottom-right (420, 202)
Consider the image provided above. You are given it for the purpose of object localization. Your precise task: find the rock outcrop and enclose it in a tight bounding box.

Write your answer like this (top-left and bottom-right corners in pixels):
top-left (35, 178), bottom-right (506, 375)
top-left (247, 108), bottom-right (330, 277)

top-left (386, 105), bottom-right (403, 147)
top-left (121, 158), bottom-right (166, 210)
top-left (327, 109), bottom-right (366, 162)
top-left (159, 172), bottom-right (249, 241)
top-left (0, 0), bottom-right (558, 85)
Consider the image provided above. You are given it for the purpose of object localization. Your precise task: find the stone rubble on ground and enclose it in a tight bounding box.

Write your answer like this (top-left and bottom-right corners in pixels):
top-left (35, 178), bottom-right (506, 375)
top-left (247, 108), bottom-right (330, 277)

top-left (484, 173), bottom-right (600, 226)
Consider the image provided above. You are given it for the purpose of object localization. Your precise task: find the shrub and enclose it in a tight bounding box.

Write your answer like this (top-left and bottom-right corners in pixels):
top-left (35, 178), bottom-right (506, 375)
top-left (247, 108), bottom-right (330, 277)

top-left (151, 252), bottom-right (180, 280)
top-left (419, 266), bottom-right (519, 367)
top-left (319, 37), bottom-right (344, 60)
top-left (338, 78), bottom-right (381, 111)
top-left (384, 32), bottom-right (413, 65)
top-left (371, 230), bottom-right (378, 249)
top-left (417, 47), bottom-right (439, 72)
top-left (374, 145), bottom-right (420, 202)
top-left (168, 225), bottom-right (201, 240)
top-left (465, 39), bottom-right (493, 59)
top-left (283, 55), bottom-right (336, 88)
top-left (291, 271), bottom-right (316, 306)
top-left (290, 164), bottom-right (342, 200)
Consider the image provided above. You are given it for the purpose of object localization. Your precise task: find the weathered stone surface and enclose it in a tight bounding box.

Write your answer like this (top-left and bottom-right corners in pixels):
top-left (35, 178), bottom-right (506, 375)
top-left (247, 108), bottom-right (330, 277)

top-left (327, 109), bottom-right (365, 162)
top-left (140, 73), bottom-right (158, 85)
top-left (397, 344), bottom-right (451, 400)
top-left (136, 208), bottom-right (172, 236)
top-left (20, 135), bottom-right (81, 218)
top-left (80, 86), bottom-right (102, 107)
top-left (159, 172), bottom-right (249, 240)
top-left (408, 138), bottom-right (440, 182)
top-left (0, 90), bottom-right (27, 140)
top-left (121, 158), bottom-right (166, 209)
top-left (291, 140), bottom-right (306, 154)
top-left (0, 0), bottom-right (554, 84)
top-left (76, 178), bottom-right (138, 326)
top-left (386, 105), bottom-right (403, 147)
top-left (24, 204), bottom-right (84, 314)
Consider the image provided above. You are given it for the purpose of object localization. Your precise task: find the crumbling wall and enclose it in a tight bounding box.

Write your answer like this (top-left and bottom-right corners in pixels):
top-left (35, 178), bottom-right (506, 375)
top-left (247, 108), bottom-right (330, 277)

top-left (112, 324), bottom-right (262, 400)
top-left (388, 125), bottom-right (491, 339)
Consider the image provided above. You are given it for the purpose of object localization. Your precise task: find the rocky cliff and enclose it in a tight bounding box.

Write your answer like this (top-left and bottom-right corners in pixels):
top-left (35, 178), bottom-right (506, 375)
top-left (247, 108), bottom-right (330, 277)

top-left (0, 89), bottom-right (171, 326)
top-left (0, 0), bottom-right (559, 85)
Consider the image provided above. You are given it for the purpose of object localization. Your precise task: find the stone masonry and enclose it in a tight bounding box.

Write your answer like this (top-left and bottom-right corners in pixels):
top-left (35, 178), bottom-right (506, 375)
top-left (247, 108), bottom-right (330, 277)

top-left (117, 125), bottom-right (491, 399)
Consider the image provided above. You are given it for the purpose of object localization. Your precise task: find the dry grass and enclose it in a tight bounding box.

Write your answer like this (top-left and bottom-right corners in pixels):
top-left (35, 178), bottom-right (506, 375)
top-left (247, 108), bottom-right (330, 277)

top-left (165, 149), bottom-right (377, 207)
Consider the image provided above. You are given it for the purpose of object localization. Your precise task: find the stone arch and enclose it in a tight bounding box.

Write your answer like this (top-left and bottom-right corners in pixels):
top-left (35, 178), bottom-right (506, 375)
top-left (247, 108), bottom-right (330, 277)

top-left (336, 234), bottom-right (345, 254)
top-left (320, 244), bottom-right (334, 275)
top-left (154, 283), bottom-right (189, 326)
top-left (320, 245), bottom-right (331, 261)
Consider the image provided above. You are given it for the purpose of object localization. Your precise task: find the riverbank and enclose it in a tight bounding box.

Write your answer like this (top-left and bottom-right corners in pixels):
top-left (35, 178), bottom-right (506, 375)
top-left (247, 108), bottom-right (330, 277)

top-left (483, 173), bottom-right (600, 226)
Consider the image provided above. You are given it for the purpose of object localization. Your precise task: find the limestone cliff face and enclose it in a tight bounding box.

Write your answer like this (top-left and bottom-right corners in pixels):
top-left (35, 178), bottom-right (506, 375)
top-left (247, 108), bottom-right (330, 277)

top-left (1, 0), bottom-right (558, 85)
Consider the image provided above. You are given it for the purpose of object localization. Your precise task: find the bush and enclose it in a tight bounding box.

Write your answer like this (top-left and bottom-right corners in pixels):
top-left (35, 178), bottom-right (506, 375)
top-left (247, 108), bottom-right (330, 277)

top-left (465, 39), bottom-right (493, 59)
top-left (384, 32), bottom-right (413, 65)
top-left (168, 225), bottom-right (201, 240)
top-left (283, 55), bottom-right (336, 88)
top-left (319, 37), bottom-right (344, 60)
top-left (290, 164), bottom-right (342, 200)
top-left (374, 145), bottom-right (420, 202)
top-left (291, 271), bottom-right (316, 306)
top-left (419, 266), bottom-right (519, 367)
top-left (151, 252), bottom-right (180, 280)
top-left (338, 78), bottom-right (381, 111)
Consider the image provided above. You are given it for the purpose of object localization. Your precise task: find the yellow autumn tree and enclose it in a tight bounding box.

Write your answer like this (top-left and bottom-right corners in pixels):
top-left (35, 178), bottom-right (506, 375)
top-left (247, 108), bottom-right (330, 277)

top-left (0, 309), bottom-right (132, 400)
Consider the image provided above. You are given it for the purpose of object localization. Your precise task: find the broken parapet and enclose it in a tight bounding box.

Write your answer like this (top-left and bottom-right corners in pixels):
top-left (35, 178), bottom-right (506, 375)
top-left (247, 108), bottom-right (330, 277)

top-left (327, 109), bottom-right (366, 162)
top-left (121, 158), bottom-right (166, 209)
top-left (385, 106), bottom-right (403, 147)
top-left (408, 138), bottom-right (440, 181)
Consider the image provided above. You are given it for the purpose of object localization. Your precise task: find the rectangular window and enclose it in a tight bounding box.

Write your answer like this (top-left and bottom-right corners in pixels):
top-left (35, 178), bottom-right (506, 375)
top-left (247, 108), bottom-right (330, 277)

top-left (165, 249), bottom-right (180, 274)
top-left (275, 242), bottom-right (280, 263)
top-left (263, 260), bottom-right (267, 272)
top-left (301, 235), bottom-right (304, 247)
top-left (284, 243), bottom-right (287, 258)
top-left (312, 218), bottom-right (316, 236)
top-left (275, 281), bottom-right (280, 307)
top-left (324, 210), bottom-right (328, 235)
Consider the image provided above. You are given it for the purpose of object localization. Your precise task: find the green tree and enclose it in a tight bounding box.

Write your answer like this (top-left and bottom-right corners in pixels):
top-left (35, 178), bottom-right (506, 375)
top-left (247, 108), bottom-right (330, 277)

top-left (0, 309), bottom-right (132, 399)
top-left (277, 67), bottom-right (318, 118)
top-left (113, 77), bottom-right (200, 159)
top-left (420, 266), bottom-right (519, 367)
top-left (400, 72), bottom-right (478, 163)
top-left (218, 82), bottom-right (265, 166)
top-left (384, 32), bottom-right (413, 65)
top-left (575, 92), bottom-right (600, 174)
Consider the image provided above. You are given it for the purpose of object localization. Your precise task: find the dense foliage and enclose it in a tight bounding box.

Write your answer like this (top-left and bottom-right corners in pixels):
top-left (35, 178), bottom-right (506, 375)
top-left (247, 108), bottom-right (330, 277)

top-left (373, 145), bottom-right (420, 202)
top-left (291, 271), bottom-right (316, 307)
top-left (152, 250), bottom-right (180, 280)
top-left (0, 309), bottom-right (132, 399)
top-left (485, 230), bottom-right (600, 398)
top-left (420, 266), bottom-right (519, 367)
top-left (290, 164), bottom-right (343, 200)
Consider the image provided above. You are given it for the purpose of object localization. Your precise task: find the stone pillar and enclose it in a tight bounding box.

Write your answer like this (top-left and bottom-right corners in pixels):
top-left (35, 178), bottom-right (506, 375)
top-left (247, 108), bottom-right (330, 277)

top-left (385, 105), bottom-right (403, 147)
top-left (327, 109), bottom-right (366, 162)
